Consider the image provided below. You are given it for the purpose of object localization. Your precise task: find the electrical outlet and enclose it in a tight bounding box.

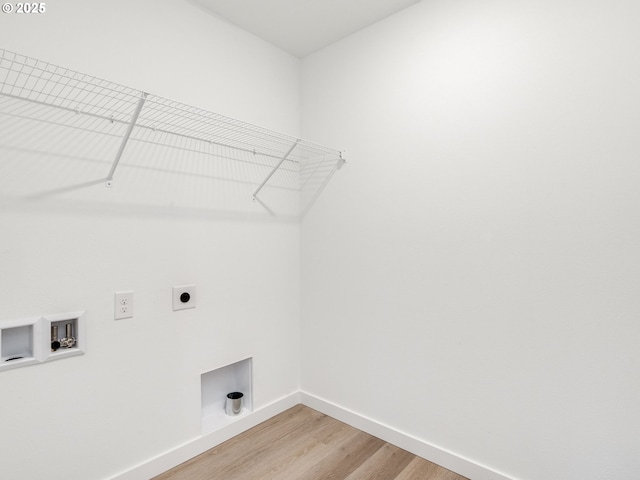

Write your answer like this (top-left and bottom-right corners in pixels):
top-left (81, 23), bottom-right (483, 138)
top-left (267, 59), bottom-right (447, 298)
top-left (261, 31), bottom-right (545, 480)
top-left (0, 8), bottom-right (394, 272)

top-left (173, 285), bottom-right (196, 311)
top-left (114, 291), bottom-right (134, 320)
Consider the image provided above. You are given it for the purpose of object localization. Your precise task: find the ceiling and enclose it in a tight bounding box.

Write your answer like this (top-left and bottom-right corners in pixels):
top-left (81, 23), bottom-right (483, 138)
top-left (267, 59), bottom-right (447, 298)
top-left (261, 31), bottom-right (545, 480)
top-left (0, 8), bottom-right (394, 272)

top-left (190, 0), bottom-right (421, 58)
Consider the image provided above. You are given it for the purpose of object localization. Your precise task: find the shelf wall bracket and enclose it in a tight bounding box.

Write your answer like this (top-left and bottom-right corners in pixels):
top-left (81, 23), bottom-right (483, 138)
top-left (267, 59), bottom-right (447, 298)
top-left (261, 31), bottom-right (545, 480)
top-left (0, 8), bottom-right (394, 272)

top-left (252, 139), bottom-right (300, 200)
top-left (300, 153), bottom-right (347, 218)
top-left (338, 150), bottom-right (347, 168)
top-left (105, 92), bottom-right (148, 187)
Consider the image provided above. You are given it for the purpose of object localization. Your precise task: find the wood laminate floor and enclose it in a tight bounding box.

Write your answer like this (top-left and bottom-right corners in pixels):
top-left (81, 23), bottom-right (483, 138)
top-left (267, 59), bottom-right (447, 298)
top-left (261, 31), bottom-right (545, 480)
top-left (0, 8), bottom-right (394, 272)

top-left (153, 405), bottom-right (468, 480)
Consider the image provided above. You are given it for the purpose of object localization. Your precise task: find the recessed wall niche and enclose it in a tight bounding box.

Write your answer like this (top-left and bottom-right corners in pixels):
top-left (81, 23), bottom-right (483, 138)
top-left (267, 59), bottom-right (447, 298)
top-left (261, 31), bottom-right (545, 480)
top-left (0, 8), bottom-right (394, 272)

top-left (0, 317), bottom-right (41, 371)
top-left (0, 311), bottom-right (85, 372)
top-left (43, 312), bottom-right (86, 362)
top-left (201, 357), bottom-right (253, 433)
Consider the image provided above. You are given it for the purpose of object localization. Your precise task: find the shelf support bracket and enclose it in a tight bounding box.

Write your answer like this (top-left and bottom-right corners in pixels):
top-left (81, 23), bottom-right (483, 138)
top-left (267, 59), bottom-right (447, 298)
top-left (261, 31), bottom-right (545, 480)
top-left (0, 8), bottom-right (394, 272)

top-left (338, 150), bottom-right (347, 168)
top-left (300, 153), bottom-right (347, 217)
top-left (252, 139), bottom-right (300, 200)
top-left (105, 92), bottom-right (148, 187)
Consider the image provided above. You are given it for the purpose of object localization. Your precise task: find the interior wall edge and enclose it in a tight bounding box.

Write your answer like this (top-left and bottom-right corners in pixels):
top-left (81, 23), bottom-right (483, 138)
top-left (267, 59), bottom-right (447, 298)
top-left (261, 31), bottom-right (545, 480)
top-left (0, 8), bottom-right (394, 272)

top-left (109, 392), bottom-right (301, 480)
top-left (299, 391), bottom-right (517, 480)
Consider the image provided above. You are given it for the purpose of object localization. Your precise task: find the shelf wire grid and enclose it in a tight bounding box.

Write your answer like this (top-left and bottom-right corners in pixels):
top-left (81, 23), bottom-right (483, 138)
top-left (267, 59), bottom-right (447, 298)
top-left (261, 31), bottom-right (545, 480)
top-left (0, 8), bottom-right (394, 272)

top-left (0, 48), bottom-right (344, 214)
top-left (0, 50), bottom-right (142, 124)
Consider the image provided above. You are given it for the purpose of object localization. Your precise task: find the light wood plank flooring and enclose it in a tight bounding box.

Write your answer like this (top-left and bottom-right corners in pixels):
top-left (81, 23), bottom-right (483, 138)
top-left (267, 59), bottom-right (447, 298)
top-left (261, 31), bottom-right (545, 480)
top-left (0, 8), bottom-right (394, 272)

top-left (153, 405), bottom-right (468, 480)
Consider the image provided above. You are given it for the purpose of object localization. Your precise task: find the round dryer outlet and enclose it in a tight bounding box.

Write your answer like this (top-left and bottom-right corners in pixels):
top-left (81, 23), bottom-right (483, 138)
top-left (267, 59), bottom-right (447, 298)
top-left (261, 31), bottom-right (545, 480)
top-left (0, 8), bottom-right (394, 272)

top-left (173, 285), bottom-right (196, 311)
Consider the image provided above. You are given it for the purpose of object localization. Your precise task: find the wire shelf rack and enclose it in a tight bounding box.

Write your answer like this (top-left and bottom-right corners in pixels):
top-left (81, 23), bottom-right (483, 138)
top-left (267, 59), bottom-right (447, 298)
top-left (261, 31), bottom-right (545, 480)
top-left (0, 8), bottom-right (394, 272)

top-left (0, 48), bottom-right (345, 215)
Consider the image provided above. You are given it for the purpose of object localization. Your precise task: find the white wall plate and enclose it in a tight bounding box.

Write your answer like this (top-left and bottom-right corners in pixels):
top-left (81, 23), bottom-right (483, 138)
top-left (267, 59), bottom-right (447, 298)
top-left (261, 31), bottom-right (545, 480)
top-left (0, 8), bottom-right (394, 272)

top-left (173, 285), bottom-right (196, 311)
top-left (114, 291), bottom-right (134, 320)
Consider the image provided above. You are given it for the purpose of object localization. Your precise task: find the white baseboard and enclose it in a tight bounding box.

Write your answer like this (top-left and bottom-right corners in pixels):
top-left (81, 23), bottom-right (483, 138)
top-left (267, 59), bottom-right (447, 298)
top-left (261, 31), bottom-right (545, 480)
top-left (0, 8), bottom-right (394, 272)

top-left (300, 392), bottom-right (515, 480)
top-left (109, 392), bottom-right (301, 480)
top-left (110, 390), bottom-right (515, 480)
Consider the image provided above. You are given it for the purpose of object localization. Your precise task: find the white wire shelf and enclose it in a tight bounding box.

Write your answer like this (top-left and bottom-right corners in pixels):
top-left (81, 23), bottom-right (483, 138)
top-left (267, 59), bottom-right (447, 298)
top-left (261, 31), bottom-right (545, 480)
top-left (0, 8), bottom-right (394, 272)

top-left (0, 48), bottom-right (344, 215)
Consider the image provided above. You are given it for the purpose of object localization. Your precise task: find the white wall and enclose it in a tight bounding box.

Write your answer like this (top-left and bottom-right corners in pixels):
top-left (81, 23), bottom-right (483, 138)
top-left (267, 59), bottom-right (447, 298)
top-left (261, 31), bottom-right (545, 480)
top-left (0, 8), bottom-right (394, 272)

top-left (4, 1), bottom-right (640, 479)
top-left (0, 1), bottom-right (301, 479)
top-left (301, 1), bottom-right (640, 479)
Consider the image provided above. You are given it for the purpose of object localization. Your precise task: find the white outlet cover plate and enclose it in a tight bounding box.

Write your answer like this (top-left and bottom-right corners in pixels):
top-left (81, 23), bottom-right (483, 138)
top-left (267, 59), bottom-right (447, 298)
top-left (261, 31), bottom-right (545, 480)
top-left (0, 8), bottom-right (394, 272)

top-left (173, 285), bottom-right (196, 311)
top-left (114, 291), bottom-right (134, 320)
